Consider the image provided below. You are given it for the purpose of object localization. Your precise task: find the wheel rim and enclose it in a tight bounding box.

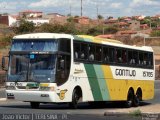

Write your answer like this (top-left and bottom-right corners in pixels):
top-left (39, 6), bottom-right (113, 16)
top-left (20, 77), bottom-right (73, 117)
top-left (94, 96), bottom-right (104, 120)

top-left (134, 95), bottom-right (140, 106)
top-left (74, 92), bottom-right (79, 104)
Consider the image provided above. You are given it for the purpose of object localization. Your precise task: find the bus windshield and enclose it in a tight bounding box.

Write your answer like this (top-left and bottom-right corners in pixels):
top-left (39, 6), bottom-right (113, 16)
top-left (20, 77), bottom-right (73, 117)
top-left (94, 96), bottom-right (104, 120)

top-left (8, 54), bottom-right (56, 83)
top-left (11, 39), bottom-right (58, 51)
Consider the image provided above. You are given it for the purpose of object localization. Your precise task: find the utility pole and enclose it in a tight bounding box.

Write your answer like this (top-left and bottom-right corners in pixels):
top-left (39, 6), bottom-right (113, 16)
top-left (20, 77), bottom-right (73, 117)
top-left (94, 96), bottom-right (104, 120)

top-left (150, 20), bottom-right (152, 29)
top-left (70, 5), bottom-right (72, 16)
top-left (96, 3), bottom-right (99, 18)
top-left (69, 0), bottom-right (72, 16)
top-left (81, 0), bottom-right (82, 17)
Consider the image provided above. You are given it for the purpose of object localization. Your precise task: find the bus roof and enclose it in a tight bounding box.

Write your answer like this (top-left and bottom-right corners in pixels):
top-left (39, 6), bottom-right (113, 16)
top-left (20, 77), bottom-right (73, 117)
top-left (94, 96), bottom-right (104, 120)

top-left (13, 33), bottom-right (73, 39)
top-left (13, 33), bottom-right (153, 52)
top-left (74, 35), bottom-right (123, 44)
top-left (74, 35), bottom-right (153, 52)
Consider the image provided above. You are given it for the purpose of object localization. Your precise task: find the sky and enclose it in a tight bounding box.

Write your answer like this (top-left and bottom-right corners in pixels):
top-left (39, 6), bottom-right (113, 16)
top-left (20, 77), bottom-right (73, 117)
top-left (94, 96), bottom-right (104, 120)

top-left (0, 0), bottom-right (159, 18)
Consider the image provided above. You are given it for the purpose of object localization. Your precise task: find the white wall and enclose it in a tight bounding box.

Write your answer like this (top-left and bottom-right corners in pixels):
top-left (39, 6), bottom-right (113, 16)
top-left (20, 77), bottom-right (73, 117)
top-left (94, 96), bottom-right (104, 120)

top-left (8, 16), bottom-right (17, 27)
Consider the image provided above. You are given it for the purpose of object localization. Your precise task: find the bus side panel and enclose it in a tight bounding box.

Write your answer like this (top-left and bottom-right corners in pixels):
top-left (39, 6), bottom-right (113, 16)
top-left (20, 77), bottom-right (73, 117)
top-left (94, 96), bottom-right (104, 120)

top-left (138, 80), bottom-right (154, 100)
top-left (102, 65), bottom-right (127, 101)
top-left (102, 65), bottom-right (154, 101)
top-left (84, 64), bottom-right (103, 101)
top-left (56, 62), bottom-right (95, 102)
top-left (84, 64), bottom-right (110, 101)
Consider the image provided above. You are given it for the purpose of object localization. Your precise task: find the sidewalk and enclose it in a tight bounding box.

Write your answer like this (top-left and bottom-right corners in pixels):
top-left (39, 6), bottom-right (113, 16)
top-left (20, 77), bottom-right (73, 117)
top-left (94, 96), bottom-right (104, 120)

top-left (105, 103), bottom-right (160, 114)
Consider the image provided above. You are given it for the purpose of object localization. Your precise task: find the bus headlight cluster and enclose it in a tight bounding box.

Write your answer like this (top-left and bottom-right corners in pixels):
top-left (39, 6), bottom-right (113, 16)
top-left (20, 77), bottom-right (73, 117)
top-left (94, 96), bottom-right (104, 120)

top-left (6, 86), bottom-right (16, 90)
top-left (39, 86), bottom-right (55, 91)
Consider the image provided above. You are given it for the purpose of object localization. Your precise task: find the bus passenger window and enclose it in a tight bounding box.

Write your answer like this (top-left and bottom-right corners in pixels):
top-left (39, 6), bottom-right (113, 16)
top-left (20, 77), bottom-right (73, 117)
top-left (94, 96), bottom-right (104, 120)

top-left (148, 53), bottom-right (153, 67)
top-left (75, 52), bottom-right (78, 59)
top-left (89, 53), bottom-right (94, 61)
top-left (133, 51), bottom-right (138, 65)
top-left (109, 48), bottom-right (115, 63)
top-left (80, 52), bottom-right (85, 59)
top-left (139, 52), bottom-right (144, 66)
top-left (74, 42), bottom-right (80, 59)
top-left (143, 53), bottom-right (148, 65)
top-left (95, 46), bottom-right (102, 61)
top-left (88, 45), bottom-right (95, 61)
top-left (122, 50), bottom-right (127, 64)
top-left (81, 43), bottom-right (88, 60)
top-left (116, 49), bottom-right (122, 63)
top-left (103, 47), bottom-right (109, 63)
top-left (128, 51), bottom-right (133, 65)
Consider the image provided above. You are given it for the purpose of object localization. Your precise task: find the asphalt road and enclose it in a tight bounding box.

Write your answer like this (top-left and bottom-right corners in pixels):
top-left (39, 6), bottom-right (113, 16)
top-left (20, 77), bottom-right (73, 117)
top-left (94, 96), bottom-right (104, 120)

top-left (0, 88), bottom-right (5, 98)
top-left (0, 81), bottom-right (159, 120)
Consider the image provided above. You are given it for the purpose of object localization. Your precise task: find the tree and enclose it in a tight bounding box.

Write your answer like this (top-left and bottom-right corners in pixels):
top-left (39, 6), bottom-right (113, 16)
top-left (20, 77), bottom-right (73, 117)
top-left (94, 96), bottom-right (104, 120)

top-left (107, 16), bottom-right (113, 20)
top-left (74, 15), bottom-right (79, 18)
top-left (36, 22), bottom-right (79, 34)
top-left (151, 21), bottom-right (158, 28)
top-left (97, 15), bottom-right (104, 20)
top-left (37, 23), bottom-right (64, 33)
top-left (104, 26), bottom-right (118, 34)
top-left (2, 13), bottom-right (9, 15)
top-left (15, 19), bottom-right (35, 34)
top-left (67, 14), bottom-right (71, 17)
top-left (67, 16), bottom-right (74, 22)
top-left (87, 27), bottom-right (102, 35)
top-left (63, 22), bottom-right (80, 34)
top-left (144, 16), bottom-right (151, 20)
top-left (151, 30), bottom-right (160, 37)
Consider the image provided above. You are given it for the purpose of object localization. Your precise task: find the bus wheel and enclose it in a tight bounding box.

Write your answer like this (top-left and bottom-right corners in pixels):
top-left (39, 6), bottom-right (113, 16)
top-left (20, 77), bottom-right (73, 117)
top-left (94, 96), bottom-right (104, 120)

top-left (69, 89), bottom-right (80, 109)
top-left (125, 90), bottom-right (134, 108)
top-left (30, 102), bottom-right (40, 109)
top-left (133, 95), bottom-right (140, 107)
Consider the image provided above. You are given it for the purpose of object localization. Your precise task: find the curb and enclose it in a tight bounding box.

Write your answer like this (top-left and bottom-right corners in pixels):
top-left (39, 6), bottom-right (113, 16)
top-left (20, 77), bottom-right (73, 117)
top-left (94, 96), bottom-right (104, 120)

top-left (0, 98), bottom-right (6, 101)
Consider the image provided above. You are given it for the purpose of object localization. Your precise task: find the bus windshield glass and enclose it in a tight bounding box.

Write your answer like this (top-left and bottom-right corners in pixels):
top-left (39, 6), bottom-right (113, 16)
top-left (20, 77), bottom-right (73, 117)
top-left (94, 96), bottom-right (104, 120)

top-left (8, 54), bottom-right (56, 83)
top-left (11, 39), bottom-right (58, 51)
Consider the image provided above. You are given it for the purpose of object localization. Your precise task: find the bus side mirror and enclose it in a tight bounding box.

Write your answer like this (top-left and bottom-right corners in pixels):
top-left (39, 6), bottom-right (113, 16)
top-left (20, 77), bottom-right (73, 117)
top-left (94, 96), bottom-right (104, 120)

top-left (2, 56), bottom-right (9, 71)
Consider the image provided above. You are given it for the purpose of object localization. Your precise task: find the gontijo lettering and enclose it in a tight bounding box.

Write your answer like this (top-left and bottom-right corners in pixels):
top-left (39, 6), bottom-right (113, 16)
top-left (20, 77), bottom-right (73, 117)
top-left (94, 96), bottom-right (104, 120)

top-left (115, 69), bottom-right (136, 77)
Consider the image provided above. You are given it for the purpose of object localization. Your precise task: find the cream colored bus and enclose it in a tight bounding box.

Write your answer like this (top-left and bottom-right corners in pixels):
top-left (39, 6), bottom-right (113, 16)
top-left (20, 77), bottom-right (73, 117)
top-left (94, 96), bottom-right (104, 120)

top-left (2, 33), bottom-right (154, 109)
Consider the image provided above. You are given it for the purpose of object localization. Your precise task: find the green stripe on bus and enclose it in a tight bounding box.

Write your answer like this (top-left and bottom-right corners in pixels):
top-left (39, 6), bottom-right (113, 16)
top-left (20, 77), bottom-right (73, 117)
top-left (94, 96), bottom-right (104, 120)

top-left (73, 35), bottom-right (92, 42)
top-left (83, 38), bottom-right (92, 42)
top-left (73, 35), bottom-right (83, 41)
top-left (93, 65), bottom-right (110, 100)
top-left (84, 64), bottom-right (103, 101)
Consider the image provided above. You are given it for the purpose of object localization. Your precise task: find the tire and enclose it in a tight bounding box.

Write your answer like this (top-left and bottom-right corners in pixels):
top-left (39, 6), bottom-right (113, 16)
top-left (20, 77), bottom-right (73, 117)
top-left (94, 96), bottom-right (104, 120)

top-left (30, 102), bottom-right (40, 109)
top-left (125, 90), bottom-right (134, 108)
top-left (69, 89), bottom-right (80, 109)
top-left (133, 95), bottom-right (140, 107)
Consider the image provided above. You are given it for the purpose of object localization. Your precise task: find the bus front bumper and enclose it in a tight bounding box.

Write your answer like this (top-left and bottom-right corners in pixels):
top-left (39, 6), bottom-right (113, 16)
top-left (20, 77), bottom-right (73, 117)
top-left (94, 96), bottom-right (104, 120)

top-left (6, 90), bottom-right (57, 103)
